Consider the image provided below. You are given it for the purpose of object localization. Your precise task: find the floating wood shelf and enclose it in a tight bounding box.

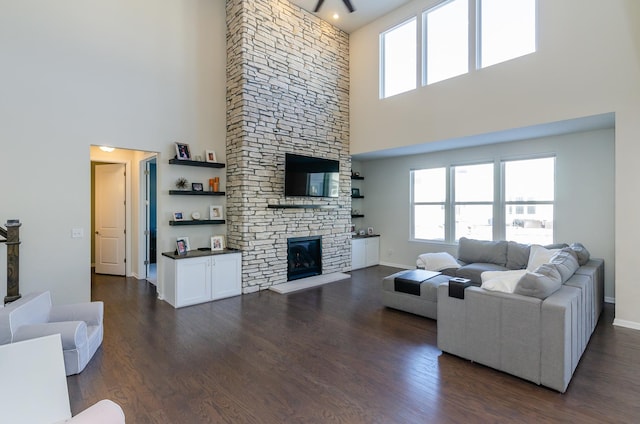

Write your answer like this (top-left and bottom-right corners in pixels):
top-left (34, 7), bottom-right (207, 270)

top-left (351, 176), bottom-right (364, 180)
top-left (169, 190), bottom-right (225, 196)
top-left (351, 214), bottom-right (364, 218)
top-left (169, 219), bottom-right (226, 226)
top-left (169, 158), bottom-right (225, 168)
top-left (351, 195), bottom-right (364, 199)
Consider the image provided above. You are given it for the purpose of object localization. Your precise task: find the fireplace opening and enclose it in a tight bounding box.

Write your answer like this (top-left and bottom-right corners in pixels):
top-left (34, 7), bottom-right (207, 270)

top-left (287, 236), bottom-right (322, 281)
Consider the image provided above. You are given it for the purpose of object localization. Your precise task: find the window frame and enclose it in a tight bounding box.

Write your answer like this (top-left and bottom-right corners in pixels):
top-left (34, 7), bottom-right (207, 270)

top-left (379, 17), bottom-right (418, 99)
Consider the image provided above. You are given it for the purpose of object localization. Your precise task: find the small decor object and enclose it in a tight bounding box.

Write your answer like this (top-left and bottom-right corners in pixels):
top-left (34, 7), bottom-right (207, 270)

top-left (177, 236), bottom-right (191, 251)
top-left (176, 239), bottom-right (187, 256)
top-left (352, 188), bottom-right (360, 197)
top-left (205, 150), bottom-right (217, 163)
top-left (191, 212), bottom-right (201, 220)
top-left (211, 235), bottom-right (225, 251)
top-left (192, 182), bottom-right (203, 192)
top-left (350, 224), bottom-right (356, 234)
top-left (358, 229), bottom-right (365, 236)
top-left (210, 205), bottom-right (224, 220)
top-left (210, 177), bottom-right (219, 192)
top-left (175, 177), bottom-right (189, 190)
top-left (194, 155), bottom-right (202, 162)
top-left (175, 142), bottom-right (191, 160)
top-left (367, 227), bottom-right (374, 236)
top-left (209, 178), bottom-right (215, 191)
top-left (173, 212), bottom-right (184, 221)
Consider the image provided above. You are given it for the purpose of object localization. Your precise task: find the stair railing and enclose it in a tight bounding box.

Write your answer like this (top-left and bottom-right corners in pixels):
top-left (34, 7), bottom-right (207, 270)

top-left (0, 219), bottom-right (21, 304)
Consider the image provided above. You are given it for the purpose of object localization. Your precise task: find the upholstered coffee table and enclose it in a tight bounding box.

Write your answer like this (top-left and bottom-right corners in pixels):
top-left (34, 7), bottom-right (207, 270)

top-left (381, 269), bottom-right (452, 319)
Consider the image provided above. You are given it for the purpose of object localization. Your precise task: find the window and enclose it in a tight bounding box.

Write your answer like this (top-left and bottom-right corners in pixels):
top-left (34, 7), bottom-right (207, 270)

top-left (423, 0), bottom-right (468, 85)
top-left (381, 0), bottom-right (537, 93)
top-left (504, 157), bottom-right (554, 245)
top-left (478, 0), bottom-right (537, 68)
top-left (412, 168), bottom-right (446, 240)
top-left (453, 163), bottom-right (493, 240)
top-left (411, 155), bottom-right (554, 245)
top-left (380, 18), bottom-right (416, 98)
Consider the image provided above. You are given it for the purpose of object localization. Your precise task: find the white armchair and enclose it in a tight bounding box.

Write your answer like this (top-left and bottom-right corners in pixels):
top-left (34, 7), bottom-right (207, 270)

top-left (0, 334), bottom-right (124, 423)
top-left (0, 291), bottom-right (103, 375)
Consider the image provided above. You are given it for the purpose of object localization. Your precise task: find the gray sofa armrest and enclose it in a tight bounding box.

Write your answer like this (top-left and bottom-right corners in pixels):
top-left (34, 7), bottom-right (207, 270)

top-left (13, 321), bottom-right (88, 350)
top-left (50, 302), bottom-right (104, 326)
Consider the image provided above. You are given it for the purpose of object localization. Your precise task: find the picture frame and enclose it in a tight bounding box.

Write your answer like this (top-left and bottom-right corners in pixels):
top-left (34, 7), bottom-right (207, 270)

top-left (358, 229), bottom-right (365, 236)
top-left (351, 188), bottom-right (360, 197)
top-left (176, 239), bottom-right (187, 256)
top-left (205, 150), bottom-right (217, 163)
top-left (192, 182), bottom-right (203, 192)
top-left (367, 227), bottom-right (374, 236)
top-left (176, 236), bottom-right (191, 251)
top-left (350, 224), bottom-right (356, 234)
top-left (210, 235), bottom-right (225, 251)
top-left (209, 205), bottom-right (224, 220)
top-left (173, 211), bottom-right (184, 221)
top-left (175, 142), bottom-right (191, 160)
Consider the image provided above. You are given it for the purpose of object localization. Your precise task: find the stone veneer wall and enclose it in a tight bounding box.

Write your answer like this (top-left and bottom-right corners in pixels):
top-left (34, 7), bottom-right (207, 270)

top-left (226, 0), bottom-right (351, 292)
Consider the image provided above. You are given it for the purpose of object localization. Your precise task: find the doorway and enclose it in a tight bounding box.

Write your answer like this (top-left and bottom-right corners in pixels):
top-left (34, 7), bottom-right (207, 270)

top-left (93, 162), bottom-right (126, 276)
top-left (144, 157), bottom-right (158, 284)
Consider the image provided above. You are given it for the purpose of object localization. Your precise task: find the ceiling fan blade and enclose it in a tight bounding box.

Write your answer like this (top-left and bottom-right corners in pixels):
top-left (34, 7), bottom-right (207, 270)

top-left (343, 0), bottom-right (355, 13)
top-left (313, 0), bottom-right (325, 13)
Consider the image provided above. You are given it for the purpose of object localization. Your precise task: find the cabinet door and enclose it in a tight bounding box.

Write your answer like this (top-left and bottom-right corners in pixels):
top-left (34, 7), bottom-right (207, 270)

top-left (211, 253), bottom-right (242, 300)
top-left (175, 256), bottom-right (212, 307)
top-left (365, 237), bottom-right (380, 267)
top-left (351, 239), bottom-right (366, 270)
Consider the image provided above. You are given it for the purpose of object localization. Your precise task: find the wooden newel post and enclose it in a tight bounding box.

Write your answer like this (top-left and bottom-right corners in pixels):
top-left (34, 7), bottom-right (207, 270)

top-left (5, 219), bottom-right (21, 304)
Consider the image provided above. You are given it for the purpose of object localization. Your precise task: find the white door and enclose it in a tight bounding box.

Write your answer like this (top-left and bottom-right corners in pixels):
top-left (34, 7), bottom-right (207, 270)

top-left (95, 163), bottom-right (126, 275)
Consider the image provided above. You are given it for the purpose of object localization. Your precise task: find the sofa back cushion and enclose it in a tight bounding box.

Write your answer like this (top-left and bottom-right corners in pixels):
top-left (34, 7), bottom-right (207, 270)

top-left (506, 241), bottom-right (531, 270)
top-left (550, 248), bottom-right (580, 283)
top-left (458, 238), bottom-right (508, 267)
top-left (0, 291), bottom-right (52, 344)
top-left (570, 242), bottom-right (591, 266)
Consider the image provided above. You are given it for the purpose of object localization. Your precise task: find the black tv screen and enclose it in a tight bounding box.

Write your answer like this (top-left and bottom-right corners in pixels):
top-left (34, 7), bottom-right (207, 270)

top-left (285, 153), bottom-right (340, 198)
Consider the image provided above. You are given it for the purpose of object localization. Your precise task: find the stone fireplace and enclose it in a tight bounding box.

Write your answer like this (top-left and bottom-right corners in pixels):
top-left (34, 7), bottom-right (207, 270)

top-left (226, 0), bottom-right (351, 293)
top-left (287, 236), bottom-right (322, 281)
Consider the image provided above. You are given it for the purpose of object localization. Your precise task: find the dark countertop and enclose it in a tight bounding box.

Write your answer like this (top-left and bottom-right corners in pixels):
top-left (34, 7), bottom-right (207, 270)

top-left (162, 247), bottom-right (241, 260)
top-left (352, 234), bottom-right (380, 239)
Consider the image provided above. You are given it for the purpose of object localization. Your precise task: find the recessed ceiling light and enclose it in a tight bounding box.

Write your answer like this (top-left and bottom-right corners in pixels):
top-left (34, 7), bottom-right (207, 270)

top-left (99, 146), bottom-right (115, 152)
top-left (333, 13), bottom-right (339, 19)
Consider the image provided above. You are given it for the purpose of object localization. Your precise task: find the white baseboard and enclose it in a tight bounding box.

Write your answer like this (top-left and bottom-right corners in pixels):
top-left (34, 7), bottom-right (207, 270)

top-left (378, 261), bottom-right (413, 269)
top-left (613, 318), bottom-right (640, 331)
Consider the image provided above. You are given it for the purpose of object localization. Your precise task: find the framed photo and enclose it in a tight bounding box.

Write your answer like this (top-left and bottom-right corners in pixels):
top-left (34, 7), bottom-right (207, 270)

top-left (176, 239), bottom-right (187, 256)
top-left (176, 236), bottom-right (191, 251)
top-left (358, 229), bottom-right (365, 236)
top-left (351, 188), bottom-right (360, 197)
top-left (175, 142), bottom-right (191, 160)
top-left (173, 211), bottom-right (184, 221)
top-left (350, 224), bottom-right (356, 234)
top-left (210, 235), bottom-right (225, 251)
top-left (192, 182), bottom-right (203, 192)
top-left (209, 205), bottom-right (224, 220)
top-left (205, 150), bottom-right (217, 163)
top-left (367, 227), bottom-right (374, 236)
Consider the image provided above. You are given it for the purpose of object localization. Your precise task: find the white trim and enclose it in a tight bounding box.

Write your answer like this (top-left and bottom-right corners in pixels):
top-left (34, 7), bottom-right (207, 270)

top-left (605, 296), bottom-right (615, 304)
top-left (613, 318), bottom-right (640, 331)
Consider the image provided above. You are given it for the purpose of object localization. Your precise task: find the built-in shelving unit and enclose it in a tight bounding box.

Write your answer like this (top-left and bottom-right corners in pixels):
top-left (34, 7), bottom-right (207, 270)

top-left (351, 174), bottom-right (364, 218)
top-left (168, 158), bottom-right (225, 168)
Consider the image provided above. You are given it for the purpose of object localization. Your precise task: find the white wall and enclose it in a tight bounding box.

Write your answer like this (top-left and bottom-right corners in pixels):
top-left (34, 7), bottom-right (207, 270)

top-left (350, 0), bottom-right (640, 328)
top-left (358, 129), bottom-right (615, 299)
top-left (0, 0), bottom-right (226, 304)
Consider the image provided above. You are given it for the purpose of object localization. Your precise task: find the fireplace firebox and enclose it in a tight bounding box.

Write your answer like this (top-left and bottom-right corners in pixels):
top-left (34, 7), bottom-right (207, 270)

top-left (287, 236), bottom-right (322, 281)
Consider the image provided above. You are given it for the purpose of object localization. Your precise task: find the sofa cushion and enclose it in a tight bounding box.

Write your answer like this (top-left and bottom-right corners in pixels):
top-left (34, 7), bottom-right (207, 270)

top-left (416, 252), bottom-right (461, 271)
top-left (570, 242), bottom-right (591, 266)
top-left (526, 245), bottom-right (560, 271)
top-left (458, 237), bottom-right (508, 266)
top-left (550, 248), bottom-right (580, 283)
top-left (456, 262), bottom-right (509, 284)
top-left (514, 263), bottom-right (562, 299)
top-left (481, 269), bottom-right (527, 293)
top-left (506, 241), bottom-right (531, 270)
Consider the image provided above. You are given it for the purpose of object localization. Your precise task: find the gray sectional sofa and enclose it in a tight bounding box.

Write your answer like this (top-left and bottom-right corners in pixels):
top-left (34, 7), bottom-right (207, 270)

top-left (382, 238), bottom-right (604, 392)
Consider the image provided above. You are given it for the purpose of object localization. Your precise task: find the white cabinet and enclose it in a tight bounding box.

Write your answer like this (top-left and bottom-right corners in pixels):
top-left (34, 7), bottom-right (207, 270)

top-left (351, 236), bottom-right (380, 270)
top-left (163, 251), bottom-right (242, 308)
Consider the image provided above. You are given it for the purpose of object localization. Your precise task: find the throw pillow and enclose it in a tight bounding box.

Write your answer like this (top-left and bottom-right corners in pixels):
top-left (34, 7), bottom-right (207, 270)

top-left (458, 237), bottom-right (508, 266)
top-left (526, 245), bottom-right (560, 271)
top-left (550, 248), bottom-right (580, 283)
top-left (416, 252), bottom-right (461, 271)
top-left (514, 263), bottom-right (563, 299)
top-left (480, 269), bottom-right (527, 293)
top-left (570, 242), bottom-right (591, 266)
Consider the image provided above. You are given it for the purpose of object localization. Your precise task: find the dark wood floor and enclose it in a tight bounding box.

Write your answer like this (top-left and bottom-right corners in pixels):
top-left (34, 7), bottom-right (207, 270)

top-left (68, 266), bottom-right (640, 423)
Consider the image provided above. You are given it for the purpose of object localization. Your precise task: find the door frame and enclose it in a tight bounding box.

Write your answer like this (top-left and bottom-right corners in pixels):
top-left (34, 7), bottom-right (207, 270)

top-left (138, 154), bottom-right (158, 281)
top-left (91, 158), bottom-right (132, 277)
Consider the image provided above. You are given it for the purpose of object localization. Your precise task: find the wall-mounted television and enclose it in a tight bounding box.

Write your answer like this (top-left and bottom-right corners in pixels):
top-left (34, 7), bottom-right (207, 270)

top-left (285, 153), bottom-right (340, 198)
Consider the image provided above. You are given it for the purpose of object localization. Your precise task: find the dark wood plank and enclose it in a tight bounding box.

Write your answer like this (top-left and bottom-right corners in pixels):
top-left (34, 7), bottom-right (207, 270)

top-left (67, 266), bottom-right (640, 423)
